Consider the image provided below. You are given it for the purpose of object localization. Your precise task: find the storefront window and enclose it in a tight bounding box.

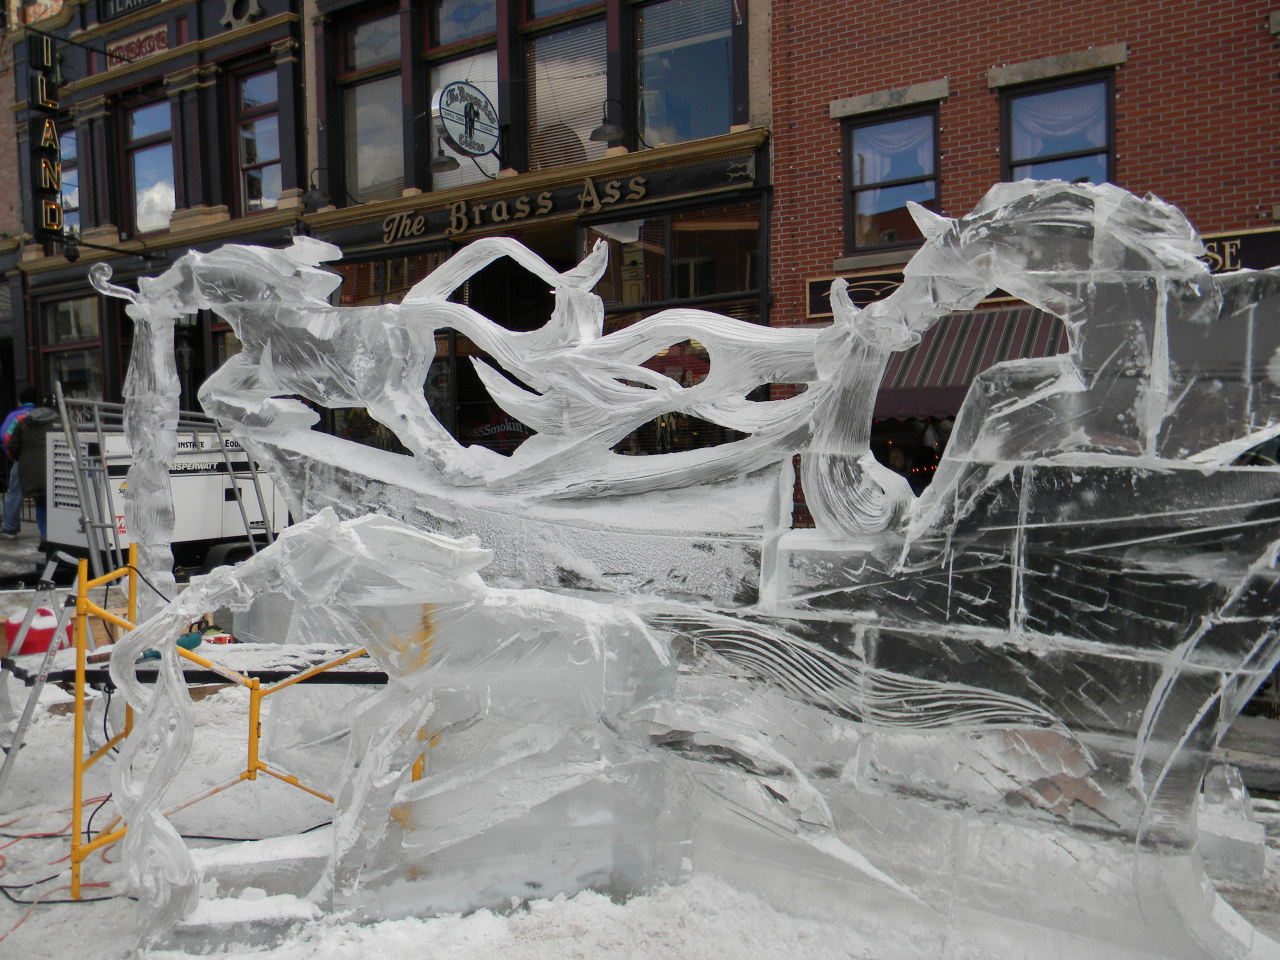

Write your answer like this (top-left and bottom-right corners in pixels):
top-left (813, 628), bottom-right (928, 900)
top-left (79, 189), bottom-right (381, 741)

top-left (328, 251), bottom-right (452, 451)
top-left (41, 297), bottom-right (99, 346)
top-left (212, 328), bottom-right (242, 368)
top-left (526, 19), bottom-right (607, 170)
top-left (589, 200), bottom-right (761, 314)
top-left (636, 0), bottom-right (733, 146)
top-left (587, 201), bottom-right (763, 456)
top-left (44, 347), bottom-right (104, 400)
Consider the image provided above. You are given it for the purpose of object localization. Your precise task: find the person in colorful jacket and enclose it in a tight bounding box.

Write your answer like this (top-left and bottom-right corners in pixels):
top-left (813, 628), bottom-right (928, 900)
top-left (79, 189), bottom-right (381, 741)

top-left (0, 387), bottom-right (36, 538)
top-left (8, 394), bottom-right (59, 541)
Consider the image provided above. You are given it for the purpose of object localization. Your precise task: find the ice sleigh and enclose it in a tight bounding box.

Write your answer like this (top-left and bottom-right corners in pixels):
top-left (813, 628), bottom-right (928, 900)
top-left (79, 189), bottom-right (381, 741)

top-left (98, 181), bottom-right (1280, 959)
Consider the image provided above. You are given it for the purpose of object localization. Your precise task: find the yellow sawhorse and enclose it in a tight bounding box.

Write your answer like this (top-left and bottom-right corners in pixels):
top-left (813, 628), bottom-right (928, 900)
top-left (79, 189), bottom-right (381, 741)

top-left (67, 551), bottom-right (425, 900)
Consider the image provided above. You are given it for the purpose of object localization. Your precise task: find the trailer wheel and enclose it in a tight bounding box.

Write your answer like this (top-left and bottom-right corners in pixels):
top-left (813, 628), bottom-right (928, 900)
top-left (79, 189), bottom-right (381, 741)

top-left (202, 542), bottom-right (256, 573)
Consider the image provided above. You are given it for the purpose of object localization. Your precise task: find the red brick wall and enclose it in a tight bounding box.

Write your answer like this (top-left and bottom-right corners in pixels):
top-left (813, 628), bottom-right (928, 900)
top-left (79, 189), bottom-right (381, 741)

top-left (768, 0), bottom-right (1280, 325)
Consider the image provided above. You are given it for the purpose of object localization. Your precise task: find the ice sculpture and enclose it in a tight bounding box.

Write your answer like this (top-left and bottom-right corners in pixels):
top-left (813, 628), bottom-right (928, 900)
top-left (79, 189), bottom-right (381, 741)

top-left (98, 181), bottom-right (1280, 959)
top-left (88, 262), bottom-right (182, 615)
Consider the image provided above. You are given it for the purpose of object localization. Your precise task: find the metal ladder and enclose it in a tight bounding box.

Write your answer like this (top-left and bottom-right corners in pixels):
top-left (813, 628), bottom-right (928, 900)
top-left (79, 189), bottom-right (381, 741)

top-left (52, 386), bottom-right (276, 579)
top-left (0, 552), bottom-right (81, 803)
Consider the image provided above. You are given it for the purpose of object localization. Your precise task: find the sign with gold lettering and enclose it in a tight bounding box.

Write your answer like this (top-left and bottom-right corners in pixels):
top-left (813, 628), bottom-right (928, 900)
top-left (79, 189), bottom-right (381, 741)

top-left (355, 153), bottom-right (756, 250)
top-left (1200, 230), bottom-right (1280, 274)
top-left (28, 33), bottom-right (63, 241)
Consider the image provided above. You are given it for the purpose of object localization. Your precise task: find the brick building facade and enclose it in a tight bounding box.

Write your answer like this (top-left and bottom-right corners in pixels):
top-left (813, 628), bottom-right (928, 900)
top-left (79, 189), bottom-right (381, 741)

top-left (767, 1), bottom-right (1280, 478)
top-left (770, 1), bottom-right (1280, 323)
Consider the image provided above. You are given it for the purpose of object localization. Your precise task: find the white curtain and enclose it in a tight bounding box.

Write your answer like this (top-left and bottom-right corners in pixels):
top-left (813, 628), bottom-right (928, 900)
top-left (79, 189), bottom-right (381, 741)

top-left (1011, 85), bottom-right (1105, 161)
top-left (852, 115), bottom-right (932, 185)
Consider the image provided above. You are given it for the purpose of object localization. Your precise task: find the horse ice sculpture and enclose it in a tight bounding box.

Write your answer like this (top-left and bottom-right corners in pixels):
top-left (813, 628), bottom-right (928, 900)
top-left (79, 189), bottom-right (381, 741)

top-left (99, 181), bottom-right (1280, 959)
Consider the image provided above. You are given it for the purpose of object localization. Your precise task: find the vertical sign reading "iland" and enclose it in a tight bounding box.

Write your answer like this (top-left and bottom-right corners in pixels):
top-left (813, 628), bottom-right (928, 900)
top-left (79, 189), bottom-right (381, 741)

top-left (28, 33), bottom-right (63, 241)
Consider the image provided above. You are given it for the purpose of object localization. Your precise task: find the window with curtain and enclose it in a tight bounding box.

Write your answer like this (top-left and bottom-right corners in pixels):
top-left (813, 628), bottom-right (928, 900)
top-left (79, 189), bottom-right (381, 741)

top-left (1004, 77), bottom-right (1111, 183)
top-left (526, 19), bottom-right (607, 170)
top-left (845, 109), bottom-right (938, 251)
top-left (636, 0), bottom-right (732, 147)
top-left (60, 127), bottom-right (79, 238)
top-left (235, 68), bottom-right (281, 213)
top-left (126, 101), bottom-right (175, 234)
top-left (341, 11), bottom-right (404, 204)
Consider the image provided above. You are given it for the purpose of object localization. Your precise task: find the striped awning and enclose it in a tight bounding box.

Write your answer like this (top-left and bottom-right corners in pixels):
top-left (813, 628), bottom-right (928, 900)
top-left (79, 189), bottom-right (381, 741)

top-left (874, 306), bottom-right (1068, 420)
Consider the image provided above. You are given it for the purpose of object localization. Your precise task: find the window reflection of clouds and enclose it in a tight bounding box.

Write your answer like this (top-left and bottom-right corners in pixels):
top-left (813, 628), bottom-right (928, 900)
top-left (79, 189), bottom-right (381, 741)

top-left (133, 144), bottom-right (175, 232)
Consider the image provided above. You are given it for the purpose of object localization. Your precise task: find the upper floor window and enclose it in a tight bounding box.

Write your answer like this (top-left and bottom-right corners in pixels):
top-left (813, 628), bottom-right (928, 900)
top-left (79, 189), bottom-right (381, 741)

top-left (427, 0), bottom-right (499, 189)
top-left (526, 18), bottom-right (607, 170)
top-left (127, 101), bottom-right (175, 234)
top-left (235, 68), bottom-right (281, 213)
top-left (845, 109), bottom-right (938, 251)
top-left (341, 11), bottom-right (404, 204)
top-left (432, 0), bottom-right (497, 45)
top-left (636, 0), bottom-right (732, 147)
top-left (60, 127), bottom-right (79, 238)
top-left (1003, 76), bottom-right (1112, 183)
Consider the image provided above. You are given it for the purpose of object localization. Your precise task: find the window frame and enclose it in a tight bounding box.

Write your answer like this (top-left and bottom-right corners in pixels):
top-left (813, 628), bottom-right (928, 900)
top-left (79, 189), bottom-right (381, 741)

top-left (523, 12), bottom-right (609, 171)
top-left (39, 296), bottom-right (105, 401)
top-left (1000, 71), bottom-right (1115, 184)
top-left (842, 105), bottom-right (941, 255)
top-left (424, 0), bottom-right (501, 189)
top-left (122, 98), bottom-right (176, 236)
top-left (231, 64), bottom-right (283, 216)
top-left (337, 7), bottom-right (405, 205)
top-left (634, 0), bottom-right (737, 149)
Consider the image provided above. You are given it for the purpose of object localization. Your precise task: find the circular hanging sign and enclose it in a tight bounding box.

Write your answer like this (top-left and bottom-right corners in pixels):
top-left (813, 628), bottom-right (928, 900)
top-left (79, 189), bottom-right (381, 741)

top-left (432, 81), bottom-right (500, 158)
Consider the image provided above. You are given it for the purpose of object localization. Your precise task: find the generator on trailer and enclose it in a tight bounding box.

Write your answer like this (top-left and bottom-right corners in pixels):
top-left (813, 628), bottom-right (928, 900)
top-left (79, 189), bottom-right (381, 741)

top-left (46, 392), bottom-right (288, 577)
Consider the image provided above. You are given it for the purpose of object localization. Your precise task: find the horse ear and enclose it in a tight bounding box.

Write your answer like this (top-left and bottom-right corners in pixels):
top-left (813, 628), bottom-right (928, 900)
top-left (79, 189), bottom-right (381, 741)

top-left (908, 202), bottom-right (951, 241)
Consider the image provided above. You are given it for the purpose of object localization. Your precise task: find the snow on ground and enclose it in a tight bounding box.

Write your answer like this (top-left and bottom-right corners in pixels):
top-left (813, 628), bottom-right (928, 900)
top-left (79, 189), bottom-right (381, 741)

top-left (0, 677), bottom-right (884, 959)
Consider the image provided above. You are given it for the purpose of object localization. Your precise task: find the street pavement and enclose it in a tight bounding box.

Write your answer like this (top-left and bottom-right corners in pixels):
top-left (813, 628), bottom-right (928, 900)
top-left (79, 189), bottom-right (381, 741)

top-left (0, 513), bottom-right (45, 586)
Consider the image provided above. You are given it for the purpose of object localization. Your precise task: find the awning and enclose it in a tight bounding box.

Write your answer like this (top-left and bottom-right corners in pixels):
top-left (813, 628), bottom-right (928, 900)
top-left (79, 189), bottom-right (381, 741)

top-left (874, 307), bottom-right (1068, 420)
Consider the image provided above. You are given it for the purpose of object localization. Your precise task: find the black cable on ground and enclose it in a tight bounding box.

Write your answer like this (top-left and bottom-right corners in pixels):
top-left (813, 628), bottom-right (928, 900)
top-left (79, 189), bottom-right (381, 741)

top-left (0, 884), bottom-right (132, 905)
top-left (179, 819), bottom-right (333, 843)
top-left (0, 872), bottom-right (60, 890)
